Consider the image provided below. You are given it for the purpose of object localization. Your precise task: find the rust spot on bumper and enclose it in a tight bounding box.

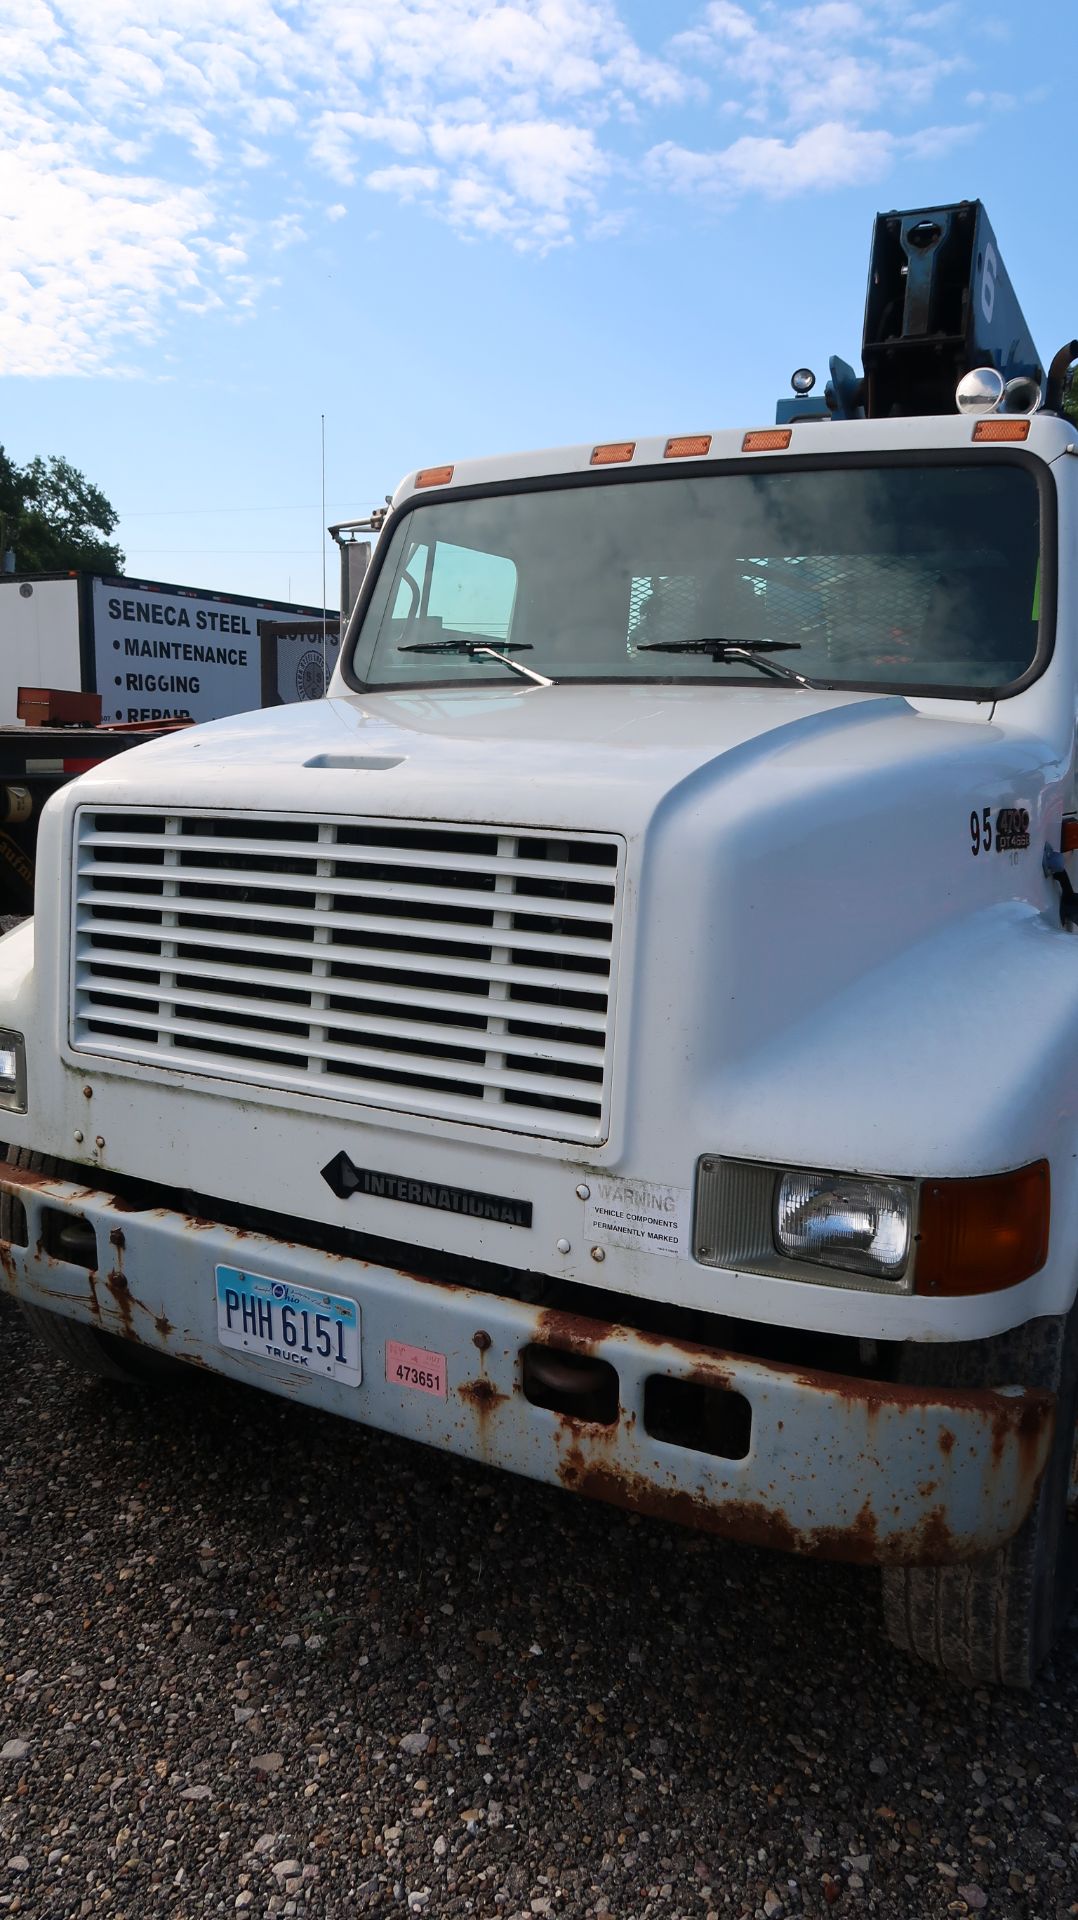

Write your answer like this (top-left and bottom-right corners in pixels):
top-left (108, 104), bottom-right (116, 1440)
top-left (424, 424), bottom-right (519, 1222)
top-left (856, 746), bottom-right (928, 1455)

top-left (458, 1377), bottom-right (510, 1418)
top-left (534, 1306), bottom-right (622, 1355)
top-left (554, 1451), bottom-right (1019, 1568)
top-left (105, 1269), bottom-right (135, 1341)
top-left (0, 1166), bottom-right (59, 1192)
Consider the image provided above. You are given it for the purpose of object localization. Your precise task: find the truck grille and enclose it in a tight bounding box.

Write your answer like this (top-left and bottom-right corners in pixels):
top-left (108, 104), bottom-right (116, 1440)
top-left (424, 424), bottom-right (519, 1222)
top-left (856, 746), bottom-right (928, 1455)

top-left (71, 809), bottom-right (623, 1142)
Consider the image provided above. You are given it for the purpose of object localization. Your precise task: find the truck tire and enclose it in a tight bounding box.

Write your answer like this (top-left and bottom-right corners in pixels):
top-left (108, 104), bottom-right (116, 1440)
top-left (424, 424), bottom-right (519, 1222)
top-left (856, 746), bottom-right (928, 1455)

top-left (881, 1309), bottom-right (1078, 1688)
top-left (0, 1146), bottom-right (177, 1387)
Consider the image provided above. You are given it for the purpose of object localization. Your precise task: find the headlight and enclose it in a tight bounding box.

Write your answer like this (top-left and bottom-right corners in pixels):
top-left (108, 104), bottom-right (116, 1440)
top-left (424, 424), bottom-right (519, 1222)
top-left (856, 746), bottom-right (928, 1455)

top-left (693, 1155), bottom-right (916, 1292)
top-left (0, 1029), bottom-right (26, 1112)
top-left (695, 1156), bottom-right (1047, 1295)
top-left (773, 1171), bottom-right (911, 1280)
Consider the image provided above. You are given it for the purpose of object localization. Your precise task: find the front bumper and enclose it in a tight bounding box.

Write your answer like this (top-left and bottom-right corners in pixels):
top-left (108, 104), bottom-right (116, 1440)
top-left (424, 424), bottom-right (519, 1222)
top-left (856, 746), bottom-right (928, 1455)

top-left (0, 1164), bottom-right (1055, 1566)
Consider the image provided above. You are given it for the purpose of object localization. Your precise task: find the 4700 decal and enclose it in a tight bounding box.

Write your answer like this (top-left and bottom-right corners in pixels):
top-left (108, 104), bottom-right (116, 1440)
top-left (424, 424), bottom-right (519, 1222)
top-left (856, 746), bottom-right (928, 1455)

top-left (970, 805), bottom-right (1031, 855)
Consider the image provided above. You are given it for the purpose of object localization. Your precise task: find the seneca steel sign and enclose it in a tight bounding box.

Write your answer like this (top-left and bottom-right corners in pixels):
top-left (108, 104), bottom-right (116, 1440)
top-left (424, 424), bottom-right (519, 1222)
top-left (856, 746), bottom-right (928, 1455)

top-left (91, 579), bottom-right (341, 724)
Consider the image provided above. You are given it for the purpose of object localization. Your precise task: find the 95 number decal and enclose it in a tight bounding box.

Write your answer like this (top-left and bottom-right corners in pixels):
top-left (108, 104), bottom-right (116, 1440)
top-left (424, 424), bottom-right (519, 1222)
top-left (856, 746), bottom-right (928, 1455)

top-left (385, 1339), bottom-right (447, 1399)
top-left (970, 804), bottom-right (1030, 856)
top-left (970, 805), bottom-right (993, 855)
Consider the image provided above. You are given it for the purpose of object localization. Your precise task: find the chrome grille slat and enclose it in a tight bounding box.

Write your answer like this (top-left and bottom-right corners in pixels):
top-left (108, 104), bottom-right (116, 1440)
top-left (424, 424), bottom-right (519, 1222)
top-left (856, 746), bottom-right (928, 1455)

top-left (76, 860), bottom-right (615, 924)
top-left (72, 914), bottom-right (605, 996)
top-left (74, 972), bottom-right (605, 1066)
top-left (74, 889), bottom-right (609, 961)
top-left (75, 956), bottom-right (607, 1032)
top-left (71, 809), bottom-right (622, 1142)
top-left (73, 1005), bottom-right (604, 1099)
top-left (79, 830), bottom-right (614, 887)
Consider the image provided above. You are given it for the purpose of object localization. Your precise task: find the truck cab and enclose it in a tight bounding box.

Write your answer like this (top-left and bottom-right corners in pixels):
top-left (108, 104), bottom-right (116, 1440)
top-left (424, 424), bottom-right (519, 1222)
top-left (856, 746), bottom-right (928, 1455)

top-left (2, 201), bottom-right (1077, 1687)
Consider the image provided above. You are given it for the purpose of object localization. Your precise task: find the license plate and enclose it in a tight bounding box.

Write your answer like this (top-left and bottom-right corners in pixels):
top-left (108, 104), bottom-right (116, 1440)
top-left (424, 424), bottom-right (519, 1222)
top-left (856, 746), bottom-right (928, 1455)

top-left (215, 1266), bottom-right (361, 1386)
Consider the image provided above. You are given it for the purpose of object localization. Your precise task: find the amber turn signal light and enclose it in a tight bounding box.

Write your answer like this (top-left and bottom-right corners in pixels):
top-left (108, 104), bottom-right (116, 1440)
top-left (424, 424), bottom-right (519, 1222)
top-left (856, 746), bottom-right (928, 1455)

top-left (971, 419), bottom-right (1030, 443)
top-left (1061, 818), bottom-right (1078, 853)
top-left (416, 465), bottom-right (454, 488)
top-left (742, 429), bottom-right (792, 452)
top-left (916, 1160), bottom-right (1050, 1295)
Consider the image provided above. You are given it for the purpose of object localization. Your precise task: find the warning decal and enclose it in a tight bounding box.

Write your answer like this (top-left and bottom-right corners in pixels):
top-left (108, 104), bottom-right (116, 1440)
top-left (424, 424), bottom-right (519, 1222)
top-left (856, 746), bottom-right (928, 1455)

top-left (584, 1177), bottom-right (690, 1260)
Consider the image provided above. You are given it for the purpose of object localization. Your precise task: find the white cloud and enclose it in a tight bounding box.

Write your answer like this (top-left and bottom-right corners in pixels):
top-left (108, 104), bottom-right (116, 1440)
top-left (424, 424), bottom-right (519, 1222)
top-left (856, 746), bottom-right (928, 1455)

top-left (648, 121), bottom-right (896, 198)
top-left (0, 0), bottom-right (1007, 376)
top-left (0, 189), bottom-right (214, 377)
top-left (269, 211), bottom-right (307, 249)
top-left (365, 164), bottom-right (442, 201)
top-left (651, 0), bottom-right (977, 214)
top-left (670, 0), bottom-right (961, 130)
top-left (429, 119), bottom-right (607, 213)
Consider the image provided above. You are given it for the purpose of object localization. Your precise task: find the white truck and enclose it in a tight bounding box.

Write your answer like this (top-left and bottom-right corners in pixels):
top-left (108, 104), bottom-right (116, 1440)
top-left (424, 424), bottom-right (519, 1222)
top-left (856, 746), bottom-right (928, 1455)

top-left (1, 199), bottom-right (1076, 1686)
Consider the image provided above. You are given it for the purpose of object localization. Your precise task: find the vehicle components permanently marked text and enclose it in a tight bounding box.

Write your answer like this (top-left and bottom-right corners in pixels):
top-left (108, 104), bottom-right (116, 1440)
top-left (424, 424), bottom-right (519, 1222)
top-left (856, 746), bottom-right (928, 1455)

top-left (584, 1178), bottom-right (690, 1259)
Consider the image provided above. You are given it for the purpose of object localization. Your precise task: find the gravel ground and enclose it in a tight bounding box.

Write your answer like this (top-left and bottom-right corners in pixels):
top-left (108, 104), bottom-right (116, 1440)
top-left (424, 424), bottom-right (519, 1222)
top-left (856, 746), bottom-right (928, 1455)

top-left (1, 1295), bottom-right (1077, 1920)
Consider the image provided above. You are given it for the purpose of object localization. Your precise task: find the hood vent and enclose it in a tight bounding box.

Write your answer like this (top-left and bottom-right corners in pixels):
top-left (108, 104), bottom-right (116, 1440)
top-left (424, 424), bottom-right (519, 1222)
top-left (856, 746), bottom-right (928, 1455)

top-left (70, 809), bottom-right (622, 1143)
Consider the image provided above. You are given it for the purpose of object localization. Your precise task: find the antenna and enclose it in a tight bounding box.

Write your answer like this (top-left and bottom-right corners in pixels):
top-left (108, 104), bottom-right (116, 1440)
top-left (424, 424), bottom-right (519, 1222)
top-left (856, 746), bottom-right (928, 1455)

top-left (321, 413), bottom-right (327, 692)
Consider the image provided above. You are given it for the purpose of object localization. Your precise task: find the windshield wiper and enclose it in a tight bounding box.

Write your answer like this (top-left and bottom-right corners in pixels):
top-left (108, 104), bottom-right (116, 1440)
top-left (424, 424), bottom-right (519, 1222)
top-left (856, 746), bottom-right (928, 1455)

top-left (635, 637), bottom-right (818, 688)
top-left (398, 639), bottom-right (555, 687)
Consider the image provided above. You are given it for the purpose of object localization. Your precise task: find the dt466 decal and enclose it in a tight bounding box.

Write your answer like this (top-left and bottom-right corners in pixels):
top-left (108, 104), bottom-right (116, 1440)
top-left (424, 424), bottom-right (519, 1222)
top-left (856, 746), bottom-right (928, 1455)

top-left (970, 805), bottom-right (1031, 856)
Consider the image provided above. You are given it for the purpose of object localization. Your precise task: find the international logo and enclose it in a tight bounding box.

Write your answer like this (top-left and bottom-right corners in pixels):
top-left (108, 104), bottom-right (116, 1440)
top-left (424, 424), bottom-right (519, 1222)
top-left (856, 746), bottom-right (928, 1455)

top-left (321, 1151), bottom-right (533, 1228)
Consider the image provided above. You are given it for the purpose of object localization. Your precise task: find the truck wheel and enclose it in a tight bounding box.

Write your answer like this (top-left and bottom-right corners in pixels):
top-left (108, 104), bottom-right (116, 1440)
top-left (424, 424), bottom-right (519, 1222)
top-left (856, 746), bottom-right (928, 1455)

top-left (1, 1146), bottom-right (178, 1387)
top-left (881, 1309), bottom-right (1078, 1687)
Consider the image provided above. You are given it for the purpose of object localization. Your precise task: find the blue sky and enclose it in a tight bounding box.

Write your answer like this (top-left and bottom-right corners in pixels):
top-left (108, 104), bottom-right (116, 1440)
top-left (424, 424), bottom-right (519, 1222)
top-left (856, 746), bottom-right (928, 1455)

top-left (1, 0), bottom-right (1072, 609)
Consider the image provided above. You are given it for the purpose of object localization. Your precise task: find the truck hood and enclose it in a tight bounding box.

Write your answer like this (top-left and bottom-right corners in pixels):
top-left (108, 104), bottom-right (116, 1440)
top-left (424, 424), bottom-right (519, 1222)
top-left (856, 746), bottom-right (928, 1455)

top-left (74, 681), bottom-right (994, 835)
top-left (68, 677), bottom-right (1063, 1075)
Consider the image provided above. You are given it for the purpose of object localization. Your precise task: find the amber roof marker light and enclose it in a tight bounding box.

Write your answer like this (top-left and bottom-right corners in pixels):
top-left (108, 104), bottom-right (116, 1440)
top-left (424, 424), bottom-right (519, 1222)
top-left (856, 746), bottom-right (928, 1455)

top-left (664, 435), bottom-right (712, 459)
top-left (590, 442), bottom-right (636, 465)
top-left (972, 419), bottom-right (1030, 443)
top-left (416, 465), bottom-right (455, 488)
top-left (742, 429), bottom-right (793, 452)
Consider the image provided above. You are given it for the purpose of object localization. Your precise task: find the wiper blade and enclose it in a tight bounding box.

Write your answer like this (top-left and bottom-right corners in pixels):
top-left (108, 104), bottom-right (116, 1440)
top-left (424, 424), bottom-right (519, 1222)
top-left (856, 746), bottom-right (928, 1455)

top-left (398, 639), bottom-right (554, 687)
top-left (636, 636), bottom-right (817, 688)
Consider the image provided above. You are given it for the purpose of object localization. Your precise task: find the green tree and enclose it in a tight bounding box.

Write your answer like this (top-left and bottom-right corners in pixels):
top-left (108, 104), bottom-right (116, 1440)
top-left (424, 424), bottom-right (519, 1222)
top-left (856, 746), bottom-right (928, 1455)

top-left (0, 446), bottom-right (27, 560)
top-left (0, 447), bottom-right (124, 574)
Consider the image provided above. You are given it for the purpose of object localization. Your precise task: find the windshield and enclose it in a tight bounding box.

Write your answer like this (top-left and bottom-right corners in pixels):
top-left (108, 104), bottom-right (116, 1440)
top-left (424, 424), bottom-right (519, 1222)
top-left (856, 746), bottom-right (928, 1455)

top-left (349, 462), bottom-right (1045, 697)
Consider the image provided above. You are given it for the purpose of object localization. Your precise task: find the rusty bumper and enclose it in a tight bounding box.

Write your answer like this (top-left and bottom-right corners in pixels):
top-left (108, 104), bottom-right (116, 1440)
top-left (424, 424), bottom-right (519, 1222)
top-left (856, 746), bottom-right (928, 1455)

top-left (0, 1165), bottom-right (1056, 1566)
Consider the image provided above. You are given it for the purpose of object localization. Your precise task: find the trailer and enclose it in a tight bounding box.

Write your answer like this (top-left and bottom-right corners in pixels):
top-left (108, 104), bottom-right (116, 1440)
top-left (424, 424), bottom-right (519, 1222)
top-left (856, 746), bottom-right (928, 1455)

top-left (0, 571), bottom-right (342, 912)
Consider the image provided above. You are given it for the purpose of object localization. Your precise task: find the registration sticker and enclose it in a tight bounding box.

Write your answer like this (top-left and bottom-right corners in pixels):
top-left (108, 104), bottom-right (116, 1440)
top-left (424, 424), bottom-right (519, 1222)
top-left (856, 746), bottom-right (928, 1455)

top-left (386, 1339), bottom-right (447, 1399)
top-left (215, 1266), bottom-right (361, 1386)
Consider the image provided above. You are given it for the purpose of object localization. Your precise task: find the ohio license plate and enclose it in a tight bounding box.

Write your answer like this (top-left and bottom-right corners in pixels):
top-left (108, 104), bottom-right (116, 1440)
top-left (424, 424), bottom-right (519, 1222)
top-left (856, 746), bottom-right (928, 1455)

top-left (215, 1266), bottom-right (361, 1386)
